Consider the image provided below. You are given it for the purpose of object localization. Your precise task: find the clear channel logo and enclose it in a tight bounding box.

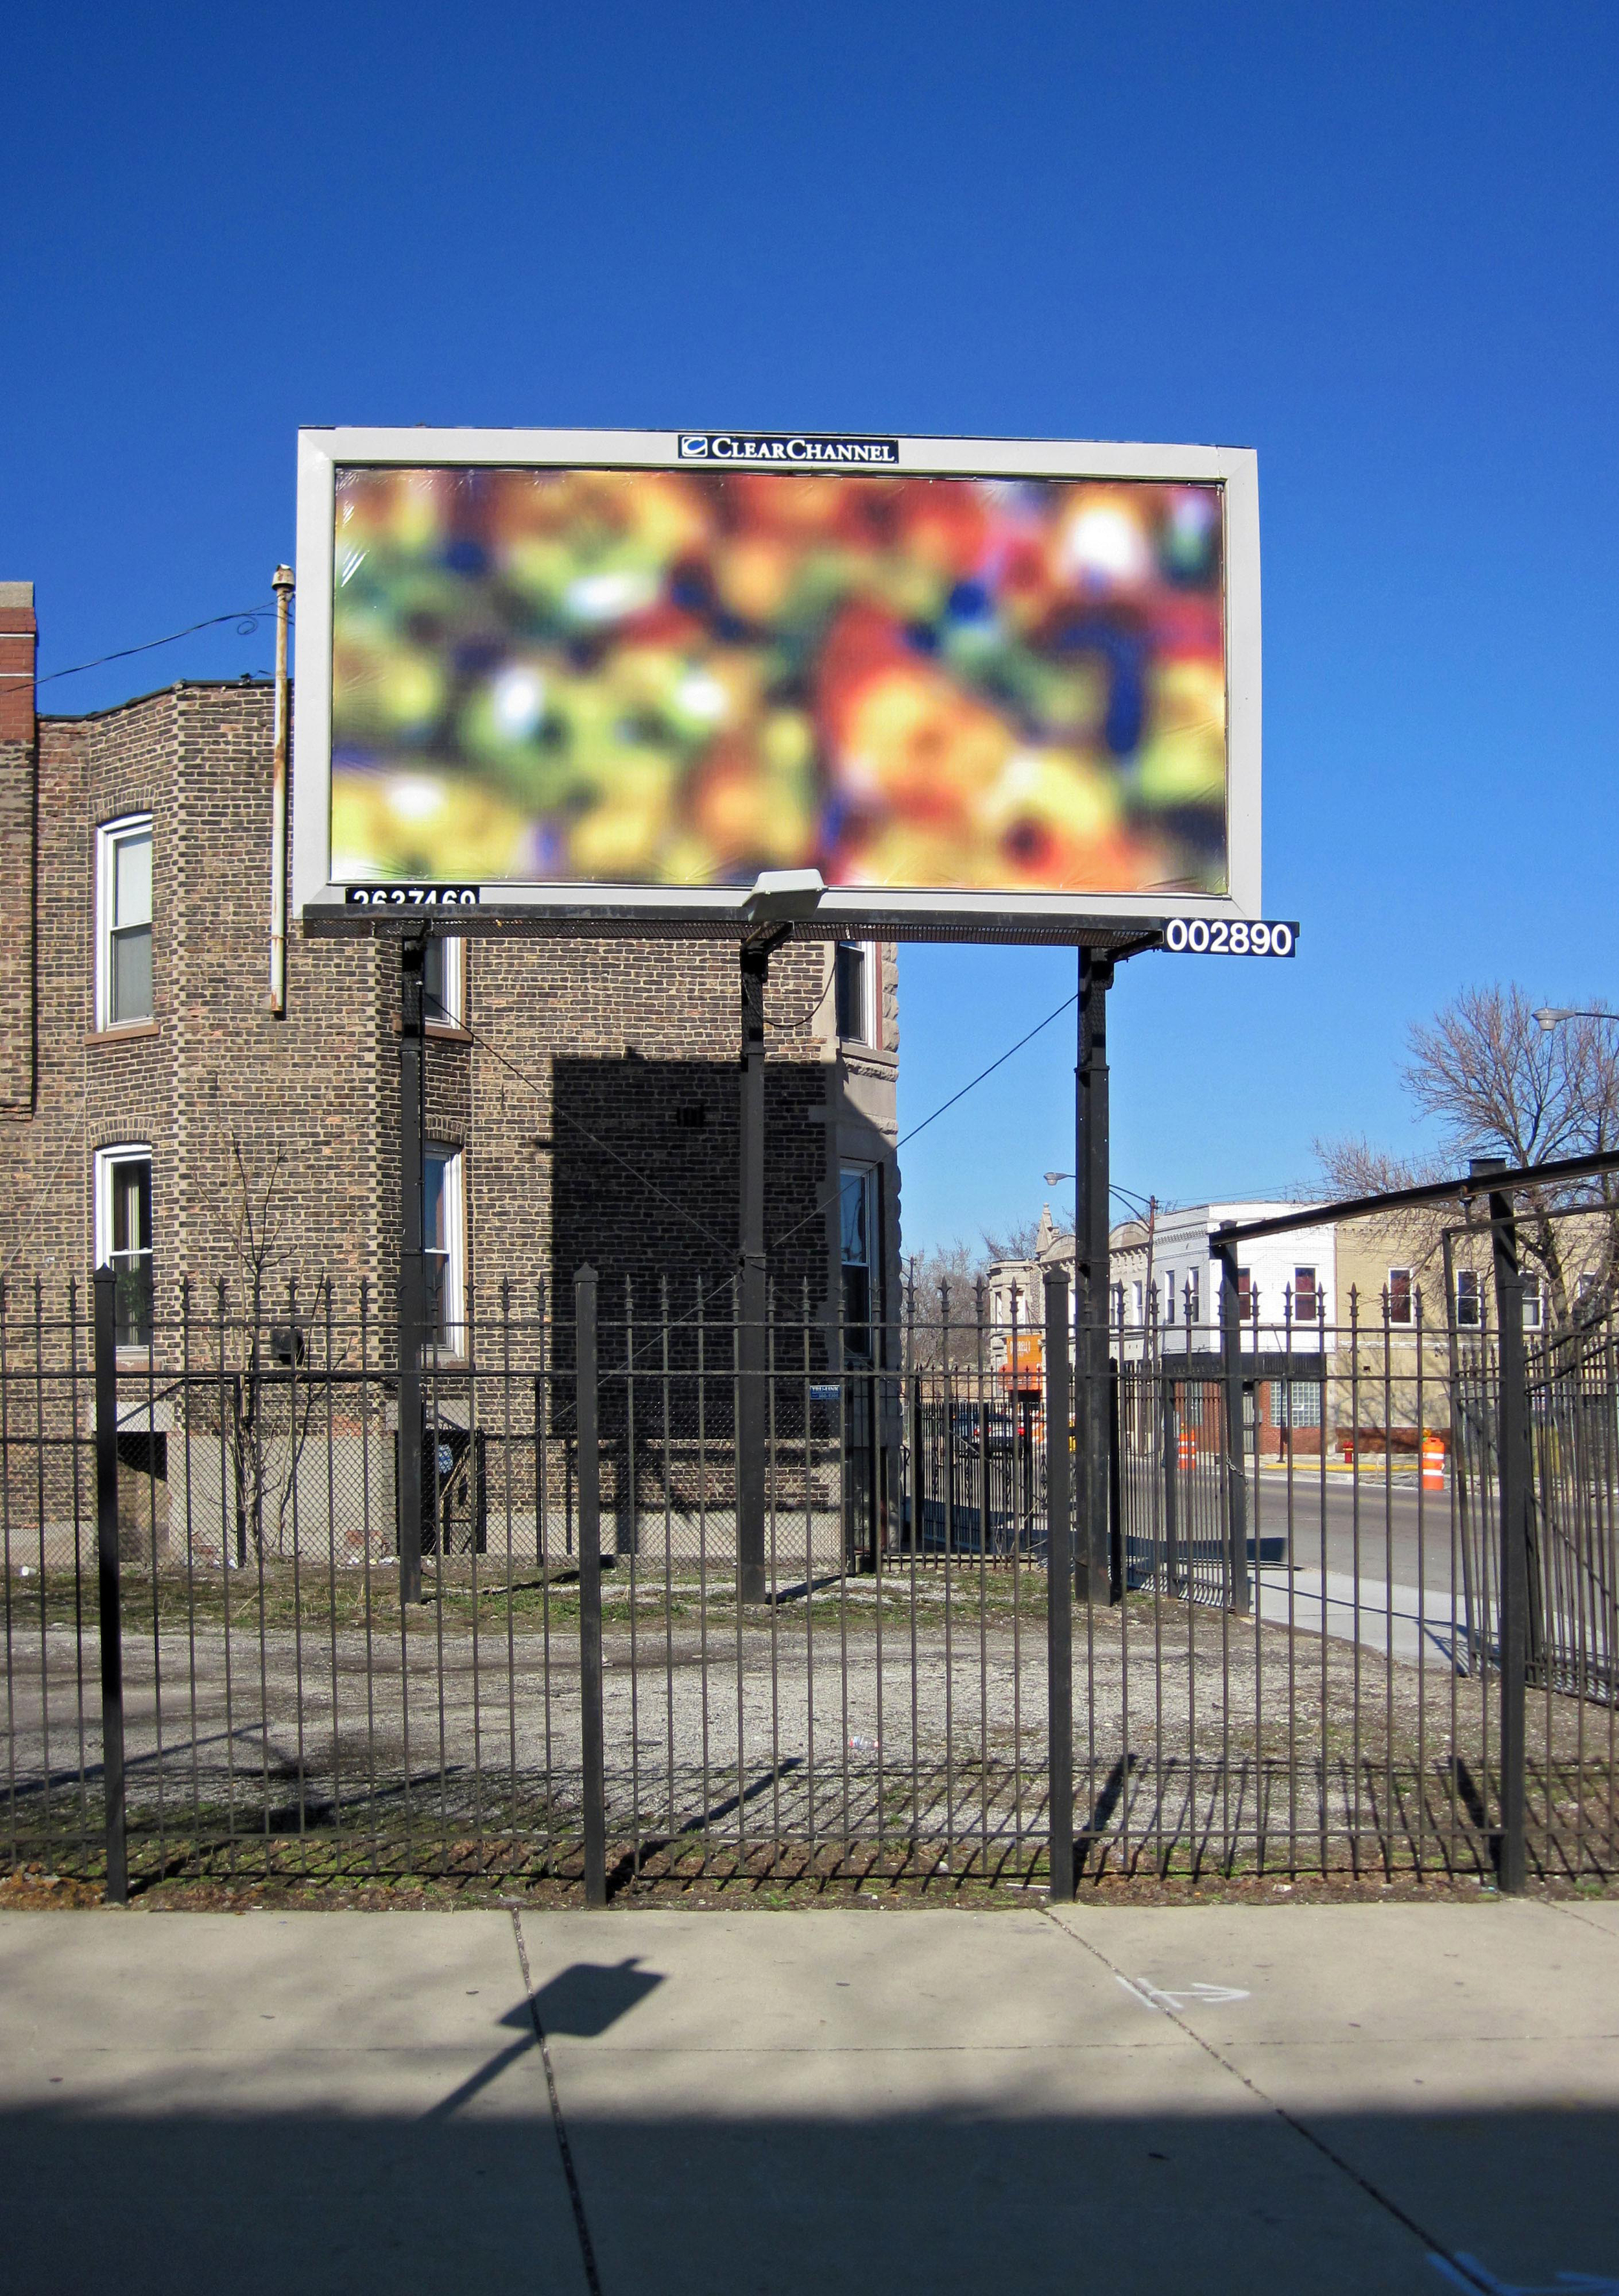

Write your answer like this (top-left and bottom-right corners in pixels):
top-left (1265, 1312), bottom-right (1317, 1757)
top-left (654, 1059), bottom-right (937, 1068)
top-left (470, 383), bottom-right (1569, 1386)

top-left (677, 433), bottom-right (900, 467)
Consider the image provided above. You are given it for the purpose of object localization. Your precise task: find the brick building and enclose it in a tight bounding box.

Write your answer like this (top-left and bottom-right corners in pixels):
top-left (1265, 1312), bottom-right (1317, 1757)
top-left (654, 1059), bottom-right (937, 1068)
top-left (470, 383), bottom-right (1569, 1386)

top-left (0, 580), bottom-right (901, 1358)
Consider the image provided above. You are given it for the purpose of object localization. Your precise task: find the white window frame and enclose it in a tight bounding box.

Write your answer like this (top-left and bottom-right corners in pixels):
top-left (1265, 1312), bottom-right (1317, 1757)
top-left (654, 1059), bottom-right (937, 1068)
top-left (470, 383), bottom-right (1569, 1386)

top-left (834, 941), bottom-right (879, 1048)
top-left (1455, 1267), bottom-right (1482, 1329)
top-left (93, 1143), bottom-right (153, 1347)
top-left (422, 935), bottom-right (465, 1029)
top-left (423, 1144), bottom-right (466, 1355)
top-left (1522, 1275), bottom-right (1543, 1330)
top-left (839, 1160), bottom-right (879, 1353)
top-left (95, 813), bottom-right (154, 1031)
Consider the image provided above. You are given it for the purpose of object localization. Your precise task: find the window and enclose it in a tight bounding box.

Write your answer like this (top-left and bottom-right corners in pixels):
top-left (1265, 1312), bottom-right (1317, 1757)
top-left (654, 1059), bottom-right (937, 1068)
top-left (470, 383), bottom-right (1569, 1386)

top-left (96, 816), bottom-right (153, 1028)
top-left (422, 936), bottom-right (464, 1028)
top-left (95, 1147), bottom-right (153, 1346)
top-left (1131, 1281), bottom-right (1144, 1323)
top-left (839, 1164), bottom-right (877, 1359)
top-left (423, 1147), bottom-right (465, 1351)
top-left (1388, 1267), bottom-right (1413, 1325)
top-left (1522, 1276), bottom-right (1542, 1330)
top-left (1455, 1268), bottom-right (1482, 1328)
top-left (1279, 1383), bottom-right (1324, 1428)
top-left (834, 943), bottom-right (877, 1047)
top-left (1238, 1266), bottom-right (1256, 1321)
top-left (1293, 1265), bottom-right (1319, 1324)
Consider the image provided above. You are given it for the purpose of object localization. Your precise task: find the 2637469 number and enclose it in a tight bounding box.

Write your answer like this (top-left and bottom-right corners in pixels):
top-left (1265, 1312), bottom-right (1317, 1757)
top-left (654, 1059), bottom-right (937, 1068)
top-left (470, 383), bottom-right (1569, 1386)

top-left (345, 886), bottom-right (480, 908)
top-left (1161, 918), bottom-right (1297, 956)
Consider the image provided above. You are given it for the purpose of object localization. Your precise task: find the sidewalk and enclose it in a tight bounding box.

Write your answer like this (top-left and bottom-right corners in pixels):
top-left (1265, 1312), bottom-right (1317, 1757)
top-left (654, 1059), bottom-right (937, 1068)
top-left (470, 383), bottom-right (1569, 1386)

top-left (3, 1896), bottom-right (1617, 2294)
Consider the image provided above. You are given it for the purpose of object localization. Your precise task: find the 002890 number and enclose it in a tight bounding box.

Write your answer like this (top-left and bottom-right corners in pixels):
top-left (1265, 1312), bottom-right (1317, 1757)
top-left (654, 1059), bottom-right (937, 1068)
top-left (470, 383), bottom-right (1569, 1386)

top-left (1161, 918), bottom-right (1296, 957)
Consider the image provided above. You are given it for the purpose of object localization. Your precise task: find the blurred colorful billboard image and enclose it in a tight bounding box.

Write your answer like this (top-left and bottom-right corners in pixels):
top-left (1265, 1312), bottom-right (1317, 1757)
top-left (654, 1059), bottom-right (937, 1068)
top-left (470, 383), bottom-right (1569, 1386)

top-left (330, 465), bottom-right (1228, 897)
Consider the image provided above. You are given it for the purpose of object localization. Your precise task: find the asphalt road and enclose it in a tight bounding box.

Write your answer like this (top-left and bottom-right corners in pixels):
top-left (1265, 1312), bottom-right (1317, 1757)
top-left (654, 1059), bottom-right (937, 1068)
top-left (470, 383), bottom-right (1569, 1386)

top-left (1251, 1475), bottom-right (1467, 1593)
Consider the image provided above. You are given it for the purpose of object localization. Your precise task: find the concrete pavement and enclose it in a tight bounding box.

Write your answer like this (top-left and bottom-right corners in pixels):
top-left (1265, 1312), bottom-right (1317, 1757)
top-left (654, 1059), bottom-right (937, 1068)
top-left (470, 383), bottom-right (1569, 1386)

top-left (2, 1896), bottom-right (1617, 2293)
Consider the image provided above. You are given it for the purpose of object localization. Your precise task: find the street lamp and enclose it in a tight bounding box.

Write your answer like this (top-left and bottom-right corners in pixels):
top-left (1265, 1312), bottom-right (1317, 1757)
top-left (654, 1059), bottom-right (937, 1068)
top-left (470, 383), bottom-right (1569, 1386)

top-left (1044, 1172), bottom-right (1155, 1217)
top-left (1534, 1007), bottom-right (1617, 1033)
top-left (1044, 1176), bottom-right (1160, 1347)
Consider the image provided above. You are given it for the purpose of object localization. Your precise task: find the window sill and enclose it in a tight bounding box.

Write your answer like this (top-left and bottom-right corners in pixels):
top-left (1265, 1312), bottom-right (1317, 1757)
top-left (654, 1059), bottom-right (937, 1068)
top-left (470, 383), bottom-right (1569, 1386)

top-left (391, 1016), bottom-right (472, 1042)
top-left (87, 1022), bottom-right (159, 1047)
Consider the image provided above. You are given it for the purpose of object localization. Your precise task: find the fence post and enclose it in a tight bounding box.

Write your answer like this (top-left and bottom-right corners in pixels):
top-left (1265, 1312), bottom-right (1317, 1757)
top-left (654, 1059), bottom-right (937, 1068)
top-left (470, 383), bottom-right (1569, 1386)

top-left (1217, 1231), bottom-right (1252, 1614)
top-left (575, 1266), bottom-right (607, 1908)
top-left (93, 1266), bottom-right (128, 1905)
top-left (1045, 1269), bottom-right (1074, 1902)
top-left (1161, 1377), bottom-right (1183, 1592)
top-left (1108, 1357), bottom-right (1124, 1602)
top-left (1477, 1157), bottom-right (1529, 1893)
top-left (1074, 952), bottom-right (1115, 1601)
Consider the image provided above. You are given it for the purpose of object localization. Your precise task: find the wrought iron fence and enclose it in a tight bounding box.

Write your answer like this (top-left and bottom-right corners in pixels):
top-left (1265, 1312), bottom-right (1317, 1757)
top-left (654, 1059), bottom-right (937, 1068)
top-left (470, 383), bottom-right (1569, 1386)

top-left (3, 1264), bottom-right (1616, 1900)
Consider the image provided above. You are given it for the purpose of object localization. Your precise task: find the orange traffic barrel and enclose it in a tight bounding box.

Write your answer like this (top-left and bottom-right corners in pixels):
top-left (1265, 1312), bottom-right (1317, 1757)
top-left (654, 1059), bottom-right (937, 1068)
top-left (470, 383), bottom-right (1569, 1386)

top-left (1179, 1430), bottom-right (1197, 1470)
top-left (1421, 1435), bottom-right (1446, 1492)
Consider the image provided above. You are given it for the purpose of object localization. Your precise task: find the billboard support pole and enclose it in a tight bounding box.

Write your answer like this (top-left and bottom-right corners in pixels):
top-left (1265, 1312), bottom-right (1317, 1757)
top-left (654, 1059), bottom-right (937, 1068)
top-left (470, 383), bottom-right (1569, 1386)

top-left (1075, 952), bottom-right (1115, 1603)
top-left (738, 927), bottom-right (788, 1605)
top-left (397, 935), bottom-right (427, 1606)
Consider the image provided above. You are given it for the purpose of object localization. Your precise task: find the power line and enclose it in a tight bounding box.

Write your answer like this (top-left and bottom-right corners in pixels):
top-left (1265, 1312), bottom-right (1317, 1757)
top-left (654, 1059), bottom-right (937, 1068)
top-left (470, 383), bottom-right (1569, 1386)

top-left (427, 990), bottom-right (734, 1258)
top-left (767, 985), bottom-right (1082, 1258)
top-left (424, 965), bottom-right (1083, 1358)
top-left (36, 603), bottom-right (282, 687)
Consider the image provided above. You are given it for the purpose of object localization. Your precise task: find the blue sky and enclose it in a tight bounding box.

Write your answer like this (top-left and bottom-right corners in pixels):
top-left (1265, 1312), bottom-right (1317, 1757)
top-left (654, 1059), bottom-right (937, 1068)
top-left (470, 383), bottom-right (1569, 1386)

top-left (6, 3), bottom-right (1616, 1252)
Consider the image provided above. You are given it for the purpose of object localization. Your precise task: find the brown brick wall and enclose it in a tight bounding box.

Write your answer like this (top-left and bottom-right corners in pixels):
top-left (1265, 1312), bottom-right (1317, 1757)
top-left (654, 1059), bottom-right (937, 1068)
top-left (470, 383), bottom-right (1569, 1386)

top-left (0, 674), bottom-right (897, 1343)
top-left (0, 584), bottom-right (38, 1115)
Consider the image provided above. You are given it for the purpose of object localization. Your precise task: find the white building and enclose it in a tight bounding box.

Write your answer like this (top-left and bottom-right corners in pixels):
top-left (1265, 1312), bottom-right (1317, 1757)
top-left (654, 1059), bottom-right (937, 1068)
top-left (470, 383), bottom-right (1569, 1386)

top-left (1114, 1201), bottom-right (1337, 1358)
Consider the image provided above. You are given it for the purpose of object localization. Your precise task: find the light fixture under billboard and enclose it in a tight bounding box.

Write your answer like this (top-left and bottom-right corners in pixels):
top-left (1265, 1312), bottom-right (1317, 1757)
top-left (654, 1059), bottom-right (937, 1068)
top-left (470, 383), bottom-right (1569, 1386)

top-left (293, 429), bottom-right (1260, 938)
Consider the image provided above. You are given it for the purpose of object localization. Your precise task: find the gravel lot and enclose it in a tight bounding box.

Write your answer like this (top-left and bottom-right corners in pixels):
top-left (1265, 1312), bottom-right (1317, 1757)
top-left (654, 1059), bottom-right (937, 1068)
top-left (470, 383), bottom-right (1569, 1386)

top-left (6, 1562), bottom-right (1610, 1883)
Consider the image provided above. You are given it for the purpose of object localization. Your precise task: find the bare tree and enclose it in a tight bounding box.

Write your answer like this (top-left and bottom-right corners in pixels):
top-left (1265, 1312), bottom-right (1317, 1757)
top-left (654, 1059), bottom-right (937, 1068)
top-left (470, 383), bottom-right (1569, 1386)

top-left (207, 1127), bottom-right (336, 1562)
top-left (901, 1239), bottom-right (989, 1371)
top-left (981, 1217), bottom-right (1043, 1264)
top-left (1317, 985), bottom-right (1619, 1329)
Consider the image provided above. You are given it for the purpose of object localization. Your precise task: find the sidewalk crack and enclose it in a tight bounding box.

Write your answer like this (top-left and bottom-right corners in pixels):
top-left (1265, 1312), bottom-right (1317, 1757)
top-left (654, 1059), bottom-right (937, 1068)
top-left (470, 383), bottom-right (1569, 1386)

top-left (512, 1909), bottom-right (604, 2296)
top-left (1040, 1907), bottom-right (1495, 2294)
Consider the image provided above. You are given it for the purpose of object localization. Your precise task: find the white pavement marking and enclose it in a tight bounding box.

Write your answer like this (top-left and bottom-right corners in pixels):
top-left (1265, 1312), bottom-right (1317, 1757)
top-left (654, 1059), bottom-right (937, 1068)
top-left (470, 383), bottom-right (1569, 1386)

top-left (1115, 1975), bottom-right (1251, 2013)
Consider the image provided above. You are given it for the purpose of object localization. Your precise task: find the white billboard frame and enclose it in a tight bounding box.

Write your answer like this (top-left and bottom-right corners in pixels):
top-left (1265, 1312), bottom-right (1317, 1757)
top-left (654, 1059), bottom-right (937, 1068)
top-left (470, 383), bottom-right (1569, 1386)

top-left (293, 426), bottom-right (1261, 940)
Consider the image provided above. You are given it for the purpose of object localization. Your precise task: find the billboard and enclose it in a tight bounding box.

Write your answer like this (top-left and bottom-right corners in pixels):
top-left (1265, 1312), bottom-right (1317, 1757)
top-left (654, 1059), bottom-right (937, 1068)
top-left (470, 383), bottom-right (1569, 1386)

top-left (293, 429), bottom-right (1260, 936)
